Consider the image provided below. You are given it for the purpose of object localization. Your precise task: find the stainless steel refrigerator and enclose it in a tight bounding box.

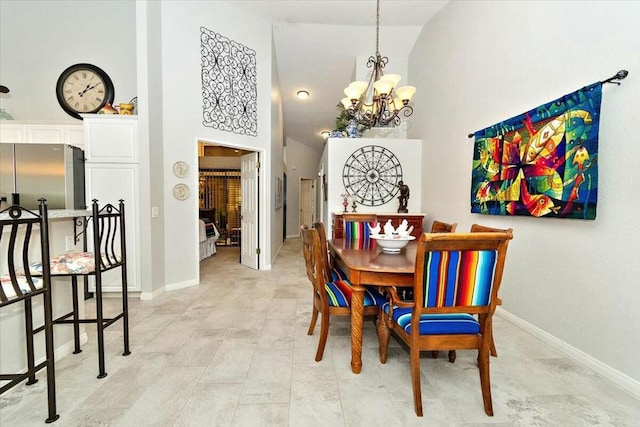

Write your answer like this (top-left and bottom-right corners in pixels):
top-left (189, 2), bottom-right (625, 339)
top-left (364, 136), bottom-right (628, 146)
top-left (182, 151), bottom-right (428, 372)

top-left (0, 143), bottom-right (85, 211)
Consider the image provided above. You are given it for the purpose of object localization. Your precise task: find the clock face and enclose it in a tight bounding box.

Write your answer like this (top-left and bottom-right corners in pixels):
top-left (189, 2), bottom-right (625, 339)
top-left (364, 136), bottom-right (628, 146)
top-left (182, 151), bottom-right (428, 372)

top-left (56, 63), bottom-right (115, 119)
top-left (342, 145), bottom-right (403, 207)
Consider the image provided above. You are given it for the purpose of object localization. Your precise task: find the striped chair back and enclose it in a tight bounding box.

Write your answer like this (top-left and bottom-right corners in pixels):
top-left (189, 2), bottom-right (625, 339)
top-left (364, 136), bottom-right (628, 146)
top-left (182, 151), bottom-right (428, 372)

top-left (413, 231), bottom-right (512, 313)
top-left (421, 250), bottom-right (497, 308)
top-left (343, 214), bottom-right (377, 250)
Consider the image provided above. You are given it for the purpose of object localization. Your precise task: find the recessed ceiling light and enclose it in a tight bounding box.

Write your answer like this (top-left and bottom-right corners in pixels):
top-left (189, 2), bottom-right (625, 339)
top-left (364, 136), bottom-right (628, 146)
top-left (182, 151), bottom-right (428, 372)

top-left (296, 90), bottom-right (310, 99)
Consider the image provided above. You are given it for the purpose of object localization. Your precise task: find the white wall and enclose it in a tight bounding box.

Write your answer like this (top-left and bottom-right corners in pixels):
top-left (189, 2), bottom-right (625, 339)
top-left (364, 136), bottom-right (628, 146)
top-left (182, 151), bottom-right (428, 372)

top-left (0, 0), bottom-right (159, 298)
top-left (270, 35), bottom-right (285, 258)
top-left (324, 138), bottom-right (423, 229)
top-left (409, 0), bottom-right (640, 387)
top-left (0, 0), bottom-right (282, 292)
top-left (159, 1), bottom-right (275, 282)
top-left (138, 1), bottom-right (166, 297)
top-left (0, 0), bottom-right (137, 120)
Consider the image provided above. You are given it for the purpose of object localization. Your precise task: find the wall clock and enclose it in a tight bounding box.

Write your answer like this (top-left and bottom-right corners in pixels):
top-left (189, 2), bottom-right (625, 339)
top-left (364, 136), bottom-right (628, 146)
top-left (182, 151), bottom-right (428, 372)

top-left (342, 145), bottom-right (403, 207)
top-left (56, 63), bottom-right (115, 120)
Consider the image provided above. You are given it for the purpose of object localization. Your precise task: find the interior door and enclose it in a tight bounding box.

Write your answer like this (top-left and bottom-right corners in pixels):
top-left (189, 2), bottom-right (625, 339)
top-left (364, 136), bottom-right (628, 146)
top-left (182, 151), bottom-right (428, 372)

top-left (299, 178), bottom-right (316, 231)
top-left (241, 152), bottom-right (259, 269)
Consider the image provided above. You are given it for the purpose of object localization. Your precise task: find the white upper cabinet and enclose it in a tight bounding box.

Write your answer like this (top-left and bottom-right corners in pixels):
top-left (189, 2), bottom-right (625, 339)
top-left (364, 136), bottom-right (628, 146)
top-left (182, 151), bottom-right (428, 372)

top-left (0, 122), bottom-right (84, 148)
top-left (81, 115), bottom-right (138, 163)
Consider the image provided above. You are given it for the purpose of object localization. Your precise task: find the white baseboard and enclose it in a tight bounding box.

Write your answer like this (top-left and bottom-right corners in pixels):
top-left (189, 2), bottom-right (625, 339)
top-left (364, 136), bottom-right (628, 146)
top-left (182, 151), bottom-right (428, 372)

top-left (140, 278), bottom-right (215, 301)
top-left (165, 279), bottom-right (197, 292)
top-left (27, 332), bottom-right (89, 370)
top-left (496, 307), bottom-right (640, 399)
top-left (53, 332), bottom-right (89, 361)
top-left (101, 291), bottom-right (140, 299)
top-left (139, 285), bottom-right (170, 301)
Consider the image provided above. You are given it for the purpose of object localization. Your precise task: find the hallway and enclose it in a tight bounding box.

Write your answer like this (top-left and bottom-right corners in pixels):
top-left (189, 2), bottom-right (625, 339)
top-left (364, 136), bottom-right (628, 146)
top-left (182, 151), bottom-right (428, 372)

top-left (1, 240), bottom-right (638, 426)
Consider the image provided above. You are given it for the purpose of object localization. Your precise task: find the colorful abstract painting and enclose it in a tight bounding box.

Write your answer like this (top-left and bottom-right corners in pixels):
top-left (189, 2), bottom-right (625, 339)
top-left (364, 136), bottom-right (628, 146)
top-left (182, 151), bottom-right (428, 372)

top-left (471, 83), bottom-right (602, 220)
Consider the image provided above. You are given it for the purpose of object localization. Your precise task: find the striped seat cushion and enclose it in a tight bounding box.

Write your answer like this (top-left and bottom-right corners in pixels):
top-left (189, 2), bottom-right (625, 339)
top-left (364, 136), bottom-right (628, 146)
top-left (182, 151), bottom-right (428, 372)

top-left (325, 279), bottom-right (386, 307)
top-left (329, 266), bottom-right (348, 282)
top-left (382, 302), bottom-right (479, 335)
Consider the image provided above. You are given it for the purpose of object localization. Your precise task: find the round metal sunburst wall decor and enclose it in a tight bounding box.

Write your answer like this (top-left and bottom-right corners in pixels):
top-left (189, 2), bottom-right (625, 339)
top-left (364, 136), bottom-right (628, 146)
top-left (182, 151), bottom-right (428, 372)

top-left (342, 145), bottom-right (403, 207)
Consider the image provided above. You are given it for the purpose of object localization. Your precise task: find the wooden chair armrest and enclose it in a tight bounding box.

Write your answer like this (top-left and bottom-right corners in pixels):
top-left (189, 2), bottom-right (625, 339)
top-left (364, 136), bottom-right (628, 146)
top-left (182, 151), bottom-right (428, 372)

top-left (386, 287), bottom-right (414, 308)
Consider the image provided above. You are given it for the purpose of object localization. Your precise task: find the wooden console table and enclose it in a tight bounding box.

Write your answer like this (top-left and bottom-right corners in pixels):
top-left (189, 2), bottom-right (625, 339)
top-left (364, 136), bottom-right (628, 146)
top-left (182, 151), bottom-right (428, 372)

top-left (331, 212), bottom-right (425, 240)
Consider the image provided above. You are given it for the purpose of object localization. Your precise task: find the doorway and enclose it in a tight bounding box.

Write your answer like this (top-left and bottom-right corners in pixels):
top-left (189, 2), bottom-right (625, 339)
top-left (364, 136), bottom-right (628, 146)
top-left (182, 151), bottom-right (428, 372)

top-left (282, 172), bottom-right (287, 242)
top-left (299, 178), bottom-right (316, 231)
top-left (197, 142), bottom-right (259, 270)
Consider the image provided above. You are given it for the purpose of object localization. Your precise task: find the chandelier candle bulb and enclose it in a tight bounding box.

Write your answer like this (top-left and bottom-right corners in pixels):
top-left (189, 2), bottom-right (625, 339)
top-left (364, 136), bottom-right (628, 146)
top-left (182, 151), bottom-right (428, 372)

top-left (373, 79), bottom-right (394, 96)
top-left (395, 86), bottom-right (416, 103)
top-left (344, 86), bottom-right (363, 101)
top-left (380, 74), bottom-right (401, 86)
top-left (350, 81), bottom-right (368, 93)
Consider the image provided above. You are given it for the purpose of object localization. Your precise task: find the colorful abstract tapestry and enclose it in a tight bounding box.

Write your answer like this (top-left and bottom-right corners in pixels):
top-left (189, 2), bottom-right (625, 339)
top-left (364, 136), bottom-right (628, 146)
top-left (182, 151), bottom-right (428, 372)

top-left (471, 83), bottom-right (602, 219)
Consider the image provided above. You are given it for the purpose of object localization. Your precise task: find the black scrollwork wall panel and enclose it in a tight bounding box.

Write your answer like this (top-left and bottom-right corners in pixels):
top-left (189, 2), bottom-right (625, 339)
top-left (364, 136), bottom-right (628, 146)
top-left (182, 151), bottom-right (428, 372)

top-left (200, 27), bottom-right (257, 136)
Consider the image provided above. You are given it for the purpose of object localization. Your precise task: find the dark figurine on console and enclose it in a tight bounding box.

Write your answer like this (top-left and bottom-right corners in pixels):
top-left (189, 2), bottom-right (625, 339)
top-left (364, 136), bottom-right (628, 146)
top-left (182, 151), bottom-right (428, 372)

top-left (397, 181), bottom-right (410, 213)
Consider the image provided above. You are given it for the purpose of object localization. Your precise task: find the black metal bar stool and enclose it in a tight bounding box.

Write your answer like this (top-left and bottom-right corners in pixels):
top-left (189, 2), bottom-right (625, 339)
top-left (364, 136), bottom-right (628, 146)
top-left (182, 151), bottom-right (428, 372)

top-left (0, 200), bottom-right (59, 423)
top-left (46, 199), bottom-right (130, 379)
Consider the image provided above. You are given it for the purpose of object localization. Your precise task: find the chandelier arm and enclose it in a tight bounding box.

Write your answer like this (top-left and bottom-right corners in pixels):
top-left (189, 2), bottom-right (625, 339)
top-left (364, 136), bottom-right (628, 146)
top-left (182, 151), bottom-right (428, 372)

top-left (400, 105), bottom-right (414, 118)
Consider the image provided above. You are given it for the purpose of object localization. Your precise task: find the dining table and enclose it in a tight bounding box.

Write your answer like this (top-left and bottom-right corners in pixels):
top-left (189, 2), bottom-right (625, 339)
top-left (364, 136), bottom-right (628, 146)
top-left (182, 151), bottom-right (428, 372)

top-left (328, 238), bottom-right (416, 374)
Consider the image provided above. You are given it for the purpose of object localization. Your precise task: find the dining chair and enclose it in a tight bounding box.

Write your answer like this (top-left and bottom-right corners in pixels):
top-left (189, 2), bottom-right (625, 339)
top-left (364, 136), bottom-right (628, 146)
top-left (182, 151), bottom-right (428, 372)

top-left (301, 225), bottom-right (385, 362)
top-left (342, 213), bottom-right (378, 250)
top-left (400, 220), bottom-right (457, 304)
top-left (434, 223), bottom-right (508, 363)
top-left (430, 220), bottom-right (457, 233)
top-left (312, 221), bottom-right (347, 283)
top-left (0, 200), bottom-right (59, 423)
top-left (33, 199), bottom-right (131, 379)
top-left (470, 223), bottom-right (511, 358)
top-left (427, 220), bottom-right (457, 360)
top-left (377, 230), bottom-right (513, 417)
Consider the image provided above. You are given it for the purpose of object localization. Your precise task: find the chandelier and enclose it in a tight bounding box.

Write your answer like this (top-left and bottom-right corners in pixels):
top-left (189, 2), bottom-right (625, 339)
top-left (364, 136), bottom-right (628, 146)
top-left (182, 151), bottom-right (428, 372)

top-left (340, 0), bottom-right (416, 129)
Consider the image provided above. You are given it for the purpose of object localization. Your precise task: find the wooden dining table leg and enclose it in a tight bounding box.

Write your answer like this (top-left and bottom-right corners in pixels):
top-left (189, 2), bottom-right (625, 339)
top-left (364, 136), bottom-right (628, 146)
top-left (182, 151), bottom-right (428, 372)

top-left (350, 284), bottom-right (365, 374)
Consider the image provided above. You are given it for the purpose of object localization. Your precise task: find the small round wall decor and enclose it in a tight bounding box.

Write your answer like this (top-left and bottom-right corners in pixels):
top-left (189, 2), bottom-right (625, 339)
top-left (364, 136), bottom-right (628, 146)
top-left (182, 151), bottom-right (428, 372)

top-left (173, 161), bottom-right (189, 178)
top-left (173, 184), bottom-right (190, 201)
top-left (342, 145), bottom-right (403, 207)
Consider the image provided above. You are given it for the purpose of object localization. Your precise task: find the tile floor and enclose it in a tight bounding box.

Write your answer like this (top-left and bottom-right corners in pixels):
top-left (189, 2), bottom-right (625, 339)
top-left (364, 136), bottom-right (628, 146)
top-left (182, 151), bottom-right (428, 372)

top-left (1, 238), bottom-right (639, 426)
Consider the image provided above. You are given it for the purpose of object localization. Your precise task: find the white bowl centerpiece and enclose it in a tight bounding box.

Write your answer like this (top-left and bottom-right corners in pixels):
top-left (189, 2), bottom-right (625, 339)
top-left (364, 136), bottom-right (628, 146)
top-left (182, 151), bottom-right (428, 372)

top-left (370, 234), bottom-right (416, 253)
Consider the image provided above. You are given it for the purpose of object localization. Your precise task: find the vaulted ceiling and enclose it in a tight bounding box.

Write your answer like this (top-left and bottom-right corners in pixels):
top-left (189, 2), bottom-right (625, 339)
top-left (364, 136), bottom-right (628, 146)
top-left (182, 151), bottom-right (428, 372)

top-left (229, 1), bottom-right (449, 150)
